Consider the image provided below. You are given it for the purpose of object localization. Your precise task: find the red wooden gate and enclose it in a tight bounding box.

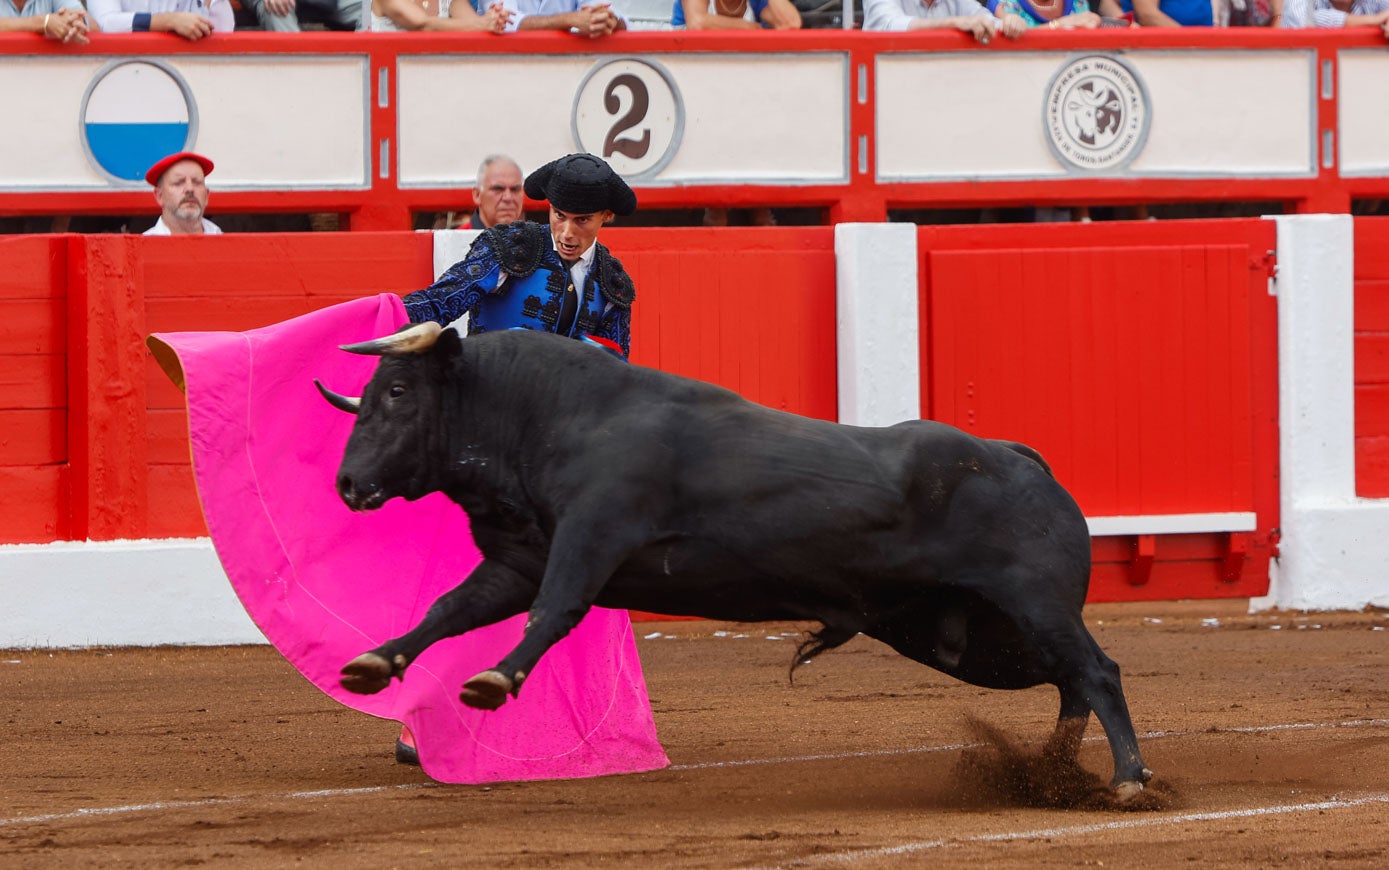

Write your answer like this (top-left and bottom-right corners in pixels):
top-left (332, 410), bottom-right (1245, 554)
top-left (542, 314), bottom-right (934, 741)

top-left (918, 220), bottom-right (1281, 602)
top-left (1355, 216), bottom-right (1389, 498)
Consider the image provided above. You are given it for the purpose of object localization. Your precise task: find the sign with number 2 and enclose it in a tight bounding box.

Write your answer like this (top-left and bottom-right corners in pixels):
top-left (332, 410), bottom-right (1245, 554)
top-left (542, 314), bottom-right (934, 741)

top-left (572, 58), bottom-right (684, 180)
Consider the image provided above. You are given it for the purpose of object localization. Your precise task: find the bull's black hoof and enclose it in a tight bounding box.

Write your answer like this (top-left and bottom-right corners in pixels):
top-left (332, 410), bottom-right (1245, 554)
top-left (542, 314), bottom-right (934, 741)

top-left (340, 652), bottom-right (396, 695)
top-left (461, 670), bottom-right (513, 710)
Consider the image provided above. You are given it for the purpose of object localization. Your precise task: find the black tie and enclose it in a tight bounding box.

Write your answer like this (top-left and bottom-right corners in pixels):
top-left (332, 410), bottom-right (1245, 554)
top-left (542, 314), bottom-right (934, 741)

top-left (556, 259), bottom-right (579, 336)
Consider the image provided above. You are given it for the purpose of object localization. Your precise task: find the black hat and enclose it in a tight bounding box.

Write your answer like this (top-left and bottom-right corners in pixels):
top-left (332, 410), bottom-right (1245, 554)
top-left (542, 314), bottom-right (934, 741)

top-left (524, 153), bottom-right (637, 217)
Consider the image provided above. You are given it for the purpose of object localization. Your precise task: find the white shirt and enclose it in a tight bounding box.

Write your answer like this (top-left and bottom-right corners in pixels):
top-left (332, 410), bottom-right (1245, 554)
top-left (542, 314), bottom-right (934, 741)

top-left (561, 235), bottom-right (597, 292)
top-left (143, 216), bottom-right (223, 236)
top-left (364, 0), bottom-right (451, 30)
top-left (88, 0), bottom-right (235, 32)
top-left (495, 0), bottom-right (627, 31)
top-left (863, 0), bottom-right (996, 31)
top-left (1280, 0), bottom-right (1389, 26)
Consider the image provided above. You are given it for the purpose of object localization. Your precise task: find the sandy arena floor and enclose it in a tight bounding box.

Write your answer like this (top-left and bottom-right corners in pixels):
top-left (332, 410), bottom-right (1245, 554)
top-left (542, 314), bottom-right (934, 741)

top-left (2, 600), bottom-right (1387, 868)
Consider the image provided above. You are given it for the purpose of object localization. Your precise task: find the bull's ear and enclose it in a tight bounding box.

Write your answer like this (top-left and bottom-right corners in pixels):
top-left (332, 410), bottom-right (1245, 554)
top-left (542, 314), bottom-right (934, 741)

top-left (436, 325), bottom-right (463, 359)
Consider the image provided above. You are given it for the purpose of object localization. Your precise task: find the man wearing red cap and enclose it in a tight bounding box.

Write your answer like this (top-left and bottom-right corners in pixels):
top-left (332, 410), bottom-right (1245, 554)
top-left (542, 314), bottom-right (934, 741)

top-left (143, 151), bottom-right (222, 237)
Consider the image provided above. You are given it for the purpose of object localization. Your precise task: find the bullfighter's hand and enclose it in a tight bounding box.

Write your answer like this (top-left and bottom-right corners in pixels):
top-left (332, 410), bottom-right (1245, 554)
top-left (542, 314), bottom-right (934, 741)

top-left (265, 0), bottom-right (296, 16)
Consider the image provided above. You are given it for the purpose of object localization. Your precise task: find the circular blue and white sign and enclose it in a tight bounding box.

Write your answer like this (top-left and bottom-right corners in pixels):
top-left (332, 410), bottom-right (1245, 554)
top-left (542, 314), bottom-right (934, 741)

top-left (81, 60), bottom-right (198, 185)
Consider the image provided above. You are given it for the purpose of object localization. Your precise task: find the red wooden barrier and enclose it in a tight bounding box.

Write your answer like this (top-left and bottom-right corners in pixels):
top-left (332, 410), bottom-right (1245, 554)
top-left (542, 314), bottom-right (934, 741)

top-left (0, 223), bottom-right (1286, 605)
top-left (1355, 216), bottom-right (1389, 498)
top-left (0, 236), bottom-right (71, 541)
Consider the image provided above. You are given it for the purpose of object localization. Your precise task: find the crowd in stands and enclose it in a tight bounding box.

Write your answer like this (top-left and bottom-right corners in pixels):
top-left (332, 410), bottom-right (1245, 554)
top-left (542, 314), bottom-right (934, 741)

top-left (4, 0), bottom-right (1385, 234)
top-left (4, 0), bottom-right (1388, 36)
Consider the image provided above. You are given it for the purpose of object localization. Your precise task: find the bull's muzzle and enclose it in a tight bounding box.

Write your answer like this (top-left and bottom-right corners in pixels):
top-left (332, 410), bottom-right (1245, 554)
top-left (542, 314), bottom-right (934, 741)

top-left (314, 379), bottom-right (361, 415)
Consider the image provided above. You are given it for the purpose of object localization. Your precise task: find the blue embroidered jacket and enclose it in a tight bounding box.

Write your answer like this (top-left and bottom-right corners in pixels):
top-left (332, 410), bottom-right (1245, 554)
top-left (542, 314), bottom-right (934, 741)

top-left (402, 221), bottom-right (635, 358)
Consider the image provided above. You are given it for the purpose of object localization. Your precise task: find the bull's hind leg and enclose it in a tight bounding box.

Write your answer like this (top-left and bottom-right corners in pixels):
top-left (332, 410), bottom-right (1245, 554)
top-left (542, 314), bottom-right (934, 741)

top-left (1064, 629), bottom-right (1152, 798)
top-left (872, 585), bottom-right (1151, 796)
top-left (340, 559), bottom-right (535, 695)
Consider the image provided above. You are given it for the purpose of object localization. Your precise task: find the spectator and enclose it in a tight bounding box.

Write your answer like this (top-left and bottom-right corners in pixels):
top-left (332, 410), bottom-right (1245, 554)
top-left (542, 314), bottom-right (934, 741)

top-left (1218, 0), bottom-right (1281, 25)
top-left (364, 0), bottom-right (509, 30)
top-left (865, 0), bottom-right (1026, 39)
top-left (989, 0), bottom-right (1121, 28)
top-left (1280, 0), bottom-right (1389, 28)
top-left (0, 0), bottom-right (92, 42)
top-left (245, 0), bottom-right (361, 31)
top-left (437, 154), bottom-right (525, 231)
top-left (1116, 0), bottom-right (1213, 25)
top-left (492, 0), bottom-right (626, 35)
top-left (143, 151), bottom-right (222, 236)
top-left (673, 0), bottom-right (800, 29)
top-left (88, 0), bottom-right (235, 36)
top-left (702, 205), bottom-right (777, 227)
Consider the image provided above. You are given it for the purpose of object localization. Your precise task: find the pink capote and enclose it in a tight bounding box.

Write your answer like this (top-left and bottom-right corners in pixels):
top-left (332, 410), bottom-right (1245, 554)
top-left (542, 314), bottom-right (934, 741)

top-left (148, 294), bottom-right (669, 784)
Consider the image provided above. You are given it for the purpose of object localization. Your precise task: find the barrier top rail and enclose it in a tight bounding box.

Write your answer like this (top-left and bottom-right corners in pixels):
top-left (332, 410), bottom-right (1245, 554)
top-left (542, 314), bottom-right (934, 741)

top-left (3, 29), bottom-right (1387, 228)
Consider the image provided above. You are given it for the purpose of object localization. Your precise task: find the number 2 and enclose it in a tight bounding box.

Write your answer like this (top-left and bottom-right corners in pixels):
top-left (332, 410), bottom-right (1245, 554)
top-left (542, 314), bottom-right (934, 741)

top-left (602, 74), bottom-right (651, 160)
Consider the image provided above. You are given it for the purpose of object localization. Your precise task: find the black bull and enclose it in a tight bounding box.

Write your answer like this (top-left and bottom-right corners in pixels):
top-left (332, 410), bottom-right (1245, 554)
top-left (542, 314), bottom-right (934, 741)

top-left (315, 322), bottom-right (1152, 796)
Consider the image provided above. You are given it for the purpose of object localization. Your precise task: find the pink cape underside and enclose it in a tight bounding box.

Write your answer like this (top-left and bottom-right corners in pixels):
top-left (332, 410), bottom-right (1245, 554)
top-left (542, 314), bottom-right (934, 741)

top-left (149, 293), bottom-right (669, 784)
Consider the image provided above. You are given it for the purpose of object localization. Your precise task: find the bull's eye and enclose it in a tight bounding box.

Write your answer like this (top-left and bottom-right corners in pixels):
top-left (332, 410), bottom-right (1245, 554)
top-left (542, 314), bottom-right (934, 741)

top-left (388, 384), bottom-right (406, 399)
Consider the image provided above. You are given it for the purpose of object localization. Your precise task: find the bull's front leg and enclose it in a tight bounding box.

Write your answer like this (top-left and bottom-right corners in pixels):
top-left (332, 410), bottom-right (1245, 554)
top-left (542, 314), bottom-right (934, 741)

top-left (459, 518), bottom-right (640, 711)
top-left (339, 559), bottom-right (536, 695)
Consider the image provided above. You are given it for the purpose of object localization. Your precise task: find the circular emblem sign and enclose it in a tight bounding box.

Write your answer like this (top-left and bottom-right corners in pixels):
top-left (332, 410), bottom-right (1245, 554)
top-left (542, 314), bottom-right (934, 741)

top-left (572, 58), bottom-right (683, 180)
top-left (1043, 54), bottom-right (1150, 173)
top-left (81, 60), bottom-right (198, 185)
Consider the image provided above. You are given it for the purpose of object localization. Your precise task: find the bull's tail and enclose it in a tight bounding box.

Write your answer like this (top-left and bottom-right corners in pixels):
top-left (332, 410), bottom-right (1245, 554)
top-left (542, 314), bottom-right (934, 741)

top-left (996, 440), bottom-right (1055, 479)
top-left (789, 624), bottom-right (858, 684)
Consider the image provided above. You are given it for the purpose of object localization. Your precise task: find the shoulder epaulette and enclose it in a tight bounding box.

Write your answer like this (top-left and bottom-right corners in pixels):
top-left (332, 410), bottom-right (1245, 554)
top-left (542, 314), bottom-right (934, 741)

top-left (593, 244), bottom-right (635, 310)
top-left (481, 220), bottom-right (548, 279)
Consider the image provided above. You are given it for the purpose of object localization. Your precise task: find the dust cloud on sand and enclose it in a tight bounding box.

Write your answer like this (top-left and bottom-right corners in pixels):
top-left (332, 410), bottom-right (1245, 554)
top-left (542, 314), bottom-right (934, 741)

top-left (945, 715), bottom-right (1179, 811)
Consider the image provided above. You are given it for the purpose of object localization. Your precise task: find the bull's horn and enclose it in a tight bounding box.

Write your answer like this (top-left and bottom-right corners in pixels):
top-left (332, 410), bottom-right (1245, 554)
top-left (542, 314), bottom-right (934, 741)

top-left (340, 321), bottom-right (443, 356)
top-left (314, 379), bottom-right (361, 415)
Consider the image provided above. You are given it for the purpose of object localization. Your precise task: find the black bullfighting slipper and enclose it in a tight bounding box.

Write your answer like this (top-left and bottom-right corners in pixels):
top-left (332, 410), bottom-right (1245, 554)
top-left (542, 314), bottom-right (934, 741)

top-left (394, 739), bottom-right (420, 765)
top-left (394, 726), bottom-right (420, 766)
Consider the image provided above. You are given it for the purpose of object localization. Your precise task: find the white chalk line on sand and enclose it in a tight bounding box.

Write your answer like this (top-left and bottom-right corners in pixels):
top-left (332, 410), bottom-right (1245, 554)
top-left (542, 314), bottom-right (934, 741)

top-left (2, 717), bottom-right (1385, 830)
top-left (790, 793), bottom-right (1389, 866)
top-left (0, 784), bottom-right (435, 829)
top-left (666, 716), bottom-right (1389, 771)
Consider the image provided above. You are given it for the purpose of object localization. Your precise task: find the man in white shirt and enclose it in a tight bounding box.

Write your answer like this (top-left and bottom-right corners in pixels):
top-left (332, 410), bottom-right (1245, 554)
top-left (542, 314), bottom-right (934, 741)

top-left (88, 0), bottom-right (233, 39)
top-left (1280, 0), bottom-right (1389, 31)
top-left (143, 152), bottom-right (223, 237)
top-left (491, 0), bottom-right (625, 36)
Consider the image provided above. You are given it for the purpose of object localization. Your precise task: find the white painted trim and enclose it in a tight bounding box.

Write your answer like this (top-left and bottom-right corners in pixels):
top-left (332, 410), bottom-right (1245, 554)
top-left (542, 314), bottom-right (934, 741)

top-left (0, 539), bottom-right (265, 649)
top-left (1254, 214), bottom-right (1389, 612)
top-left (1085, 512), bottom-right (1258, 537)
top-left (431, 228), bottom-right (481, 279)
top-left (834, 223), bottom-right (921, 427)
